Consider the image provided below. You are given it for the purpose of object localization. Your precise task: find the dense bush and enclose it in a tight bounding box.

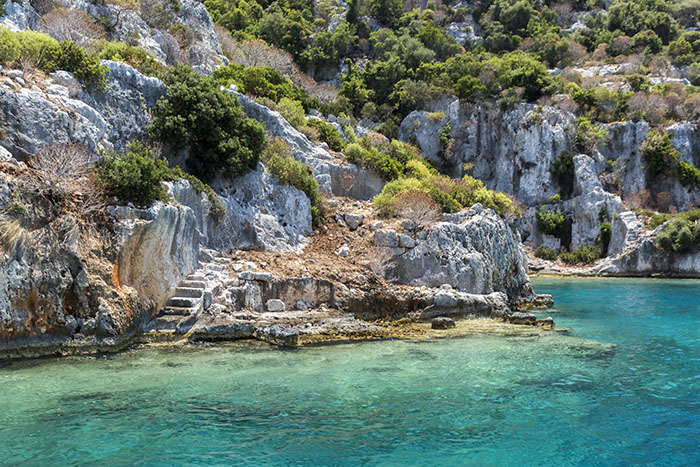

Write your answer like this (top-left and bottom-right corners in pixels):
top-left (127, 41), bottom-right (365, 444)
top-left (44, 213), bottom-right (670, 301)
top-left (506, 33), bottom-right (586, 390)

top-left (536, 206), bottom-right (566, 235)
top-left (94, 40), bottom-right (166, 79)
top-left (306, 118), bottom-right (344, 152)
top-left (550, 152), bottom-right (575, 198)
top-left (534, 245), bottom-right (558, 261)
top-left (678, 161), bottom-right (700, 188)
top-left (560, 244), bottom-right (602, 264)
top-left (372, 158), bottom-right (515, 218)
top-left (149, 65), bottom-right (266, 181)
top-left (212, 64), bottom-right (309, 105)
top-left (0, 28), bottom-right (107, 88)
top-left (263, 137), bottom-right (325, 226)
top-left (96, 141), bottom-right (170, 205)
top-left (345, 138), bottom-right (424, 181)
top-left (641, 129), bottom-right (680, 178)
top-left (657, 217), bottom-right (700, 253)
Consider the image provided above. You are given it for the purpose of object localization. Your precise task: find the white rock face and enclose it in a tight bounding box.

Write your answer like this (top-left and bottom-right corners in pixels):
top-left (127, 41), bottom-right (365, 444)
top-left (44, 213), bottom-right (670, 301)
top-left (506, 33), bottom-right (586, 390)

top-left (234, 92), bottom-right (385, 200)
top-left (0, 61), bottom-right (166, 157)
top-left (391, 208), bottom-right (534, 304)
top-left (113, 201), bottom-right (202, 311)
top-left (592, 228), bottom-right (700, 277)
top-left (401, 101), bottom-right (700, 254)
top-left (214, 164), bottom-right (313, 252)
top-left (400, 102), bottom-right (574, 206)
top-left (608, 211), bottom-right (644, 257)
top-left (0, 0), bottom-right (37, 31)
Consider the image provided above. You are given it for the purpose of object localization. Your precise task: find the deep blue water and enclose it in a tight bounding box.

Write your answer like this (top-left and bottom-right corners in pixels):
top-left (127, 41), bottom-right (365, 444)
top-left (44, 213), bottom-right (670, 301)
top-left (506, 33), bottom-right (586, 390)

top-left (0, 277), bottom-right (699, 466)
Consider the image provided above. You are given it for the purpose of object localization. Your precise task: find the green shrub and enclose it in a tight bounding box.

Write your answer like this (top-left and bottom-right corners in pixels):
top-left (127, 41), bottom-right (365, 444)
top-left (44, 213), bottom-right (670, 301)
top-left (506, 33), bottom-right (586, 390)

top-left (94, 40), bottom-right (166, 79)
top-left (657, 217), bottom-right (700, 253)
top-left (263, 137), bottom-right (325, 226)
top-left (534, 245), bottom-right (557, 261)
top-left (96, 141), bottom-right (170, 205)
top-left (149, 65), bottom-right (266, 181)
top-left (372, 177), bottom-right (425, 216)
top-left (560, 244), bottom-right (602, 264)
top-left (275, 97), bottom-right (306, 128)
top-left (0, 29), bottom-right (107, 88)
top-left (641, 128), bottom-right (680, 178)
top-left (43, 41), bottom-right (108, 89)
top-left (678, 160), bottom-right (700, 188)
top-left (345, 138), bottom-right (424, 181)
top-left (550, 152), bottom-right (575, 198)
top-left (372, 170), bottom-right (515, 218)
top-left (574, 117), bottom-right (608, 153)
top-left (212, 64), bottom-right (309, 105)
top-left (536, 206), bottom-right (566, 235)
top-left (306, 118), bottom-right (344, 152)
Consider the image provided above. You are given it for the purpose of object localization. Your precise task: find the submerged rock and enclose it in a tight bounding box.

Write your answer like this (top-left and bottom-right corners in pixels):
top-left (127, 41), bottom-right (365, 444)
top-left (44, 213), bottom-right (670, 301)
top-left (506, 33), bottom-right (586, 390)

top-left (431, 317), bottom-right (456, 329)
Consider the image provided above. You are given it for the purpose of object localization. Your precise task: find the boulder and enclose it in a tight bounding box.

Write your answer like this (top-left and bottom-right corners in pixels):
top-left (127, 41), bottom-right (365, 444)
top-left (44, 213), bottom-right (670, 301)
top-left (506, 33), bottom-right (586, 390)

top-left (431, 317), bottom-right (456, 329)
top-left (266, 299), bottom-right (286, 312)
top-left (393, 209), bottom-right (534, 304)
top-left (373, 229), bottom-right (398, 247)
top-left (344, 213), bottom-right (364, 230)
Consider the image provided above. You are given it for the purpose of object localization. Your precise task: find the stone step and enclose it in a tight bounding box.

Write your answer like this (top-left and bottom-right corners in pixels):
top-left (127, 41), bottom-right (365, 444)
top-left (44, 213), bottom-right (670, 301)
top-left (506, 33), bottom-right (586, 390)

top-left (187, 272), bottom-right (206, 281)
top-left (180, 280), bottom-right (207, 289)
top-left (205, 263), bottom-right (227, 272)
top-left (151, 315), bottom-right (182, 331)
top-left (175, 287), bottom-right (203, 298)
top-left (212, 257), bottom-right (230, 264)
top-left (167, 296), bottom-right (200, 308)
top-left (163, 306), bottom-right (195, 316)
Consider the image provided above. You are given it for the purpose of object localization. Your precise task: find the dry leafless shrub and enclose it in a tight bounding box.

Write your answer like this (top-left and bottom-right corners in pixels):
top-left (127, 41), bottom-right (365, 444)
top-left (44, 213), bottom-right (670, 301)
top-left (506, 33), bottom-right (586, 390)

top-left (29, 144), bottom-right (95, 184)
top-left (368, 246), bottom-right (397, 280)
top-left (38, 8), bottom-right (106, 47)
top-left (25, 144), bottom-right (108, 218)
top-left (298, 125), bottom-right (321, 142)
top-left (392, 189), bottom-right (441, 230)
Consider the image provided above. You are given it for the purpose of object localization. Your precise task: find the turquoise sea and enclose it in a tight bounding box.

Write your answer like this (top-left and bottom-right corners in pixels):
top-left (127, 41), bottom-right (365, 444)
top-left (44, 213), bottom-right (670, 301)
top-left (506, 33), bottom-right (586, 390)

top-left (1, 278), bottom-right (699, 466)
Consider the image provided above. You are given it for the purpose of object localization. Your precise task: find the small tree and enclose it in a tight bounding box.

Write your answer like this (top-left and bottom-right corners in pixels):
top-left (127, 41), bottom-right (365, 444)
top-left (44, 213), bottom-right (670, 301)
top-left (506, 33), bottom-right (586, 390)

top-left (96, 141), bottom-right (170, 205)
top-left (149, 65), bottom-right (266, 181)
top-left (641, 129), bottom-right (680, 178)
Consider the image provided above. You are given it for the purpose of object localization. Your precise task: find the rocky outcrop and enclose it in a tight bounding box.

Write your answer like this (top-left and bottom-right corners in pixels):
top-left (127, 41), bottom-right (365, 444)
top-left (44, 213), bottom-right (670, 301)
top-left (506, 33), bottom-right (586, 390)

top-left (234, 91), bottom-right (385, 200)
top-left (0, 61), bottom-right (166, 157)
top-left (607, 211), bottom-right (644, 257)
top-left (400, 102), bottom-right (574, 205)
top-left (0, 158), bottom-right (220, 356)
top-left (375, 205), bottom-right (534, 304)
top-left (401, 100), bottom-right (700, 255)
top-left (1, 0), bottom-right (226, 74)
top-left (592, 227), bottom-right (700, 277)
top-left (213, 165), bottom-right (313, 252)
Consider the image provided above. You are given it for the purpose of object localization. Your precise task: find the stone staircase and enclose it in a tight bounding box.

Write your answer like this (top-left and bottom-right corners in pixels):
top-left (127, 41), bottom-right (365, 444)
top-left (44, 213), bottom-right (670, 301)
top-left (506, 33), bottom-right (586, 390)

top-left (147, 251), bottom-right (231, 333)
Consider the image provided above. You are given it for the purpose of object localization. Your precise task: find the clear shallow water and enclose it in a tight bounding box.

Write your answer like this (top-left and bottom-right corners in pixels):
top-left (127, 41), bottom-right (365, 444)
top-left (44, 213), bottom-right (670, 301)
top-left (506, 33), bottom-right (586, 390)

top-left (0, 278), bottom-right (699, 466)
